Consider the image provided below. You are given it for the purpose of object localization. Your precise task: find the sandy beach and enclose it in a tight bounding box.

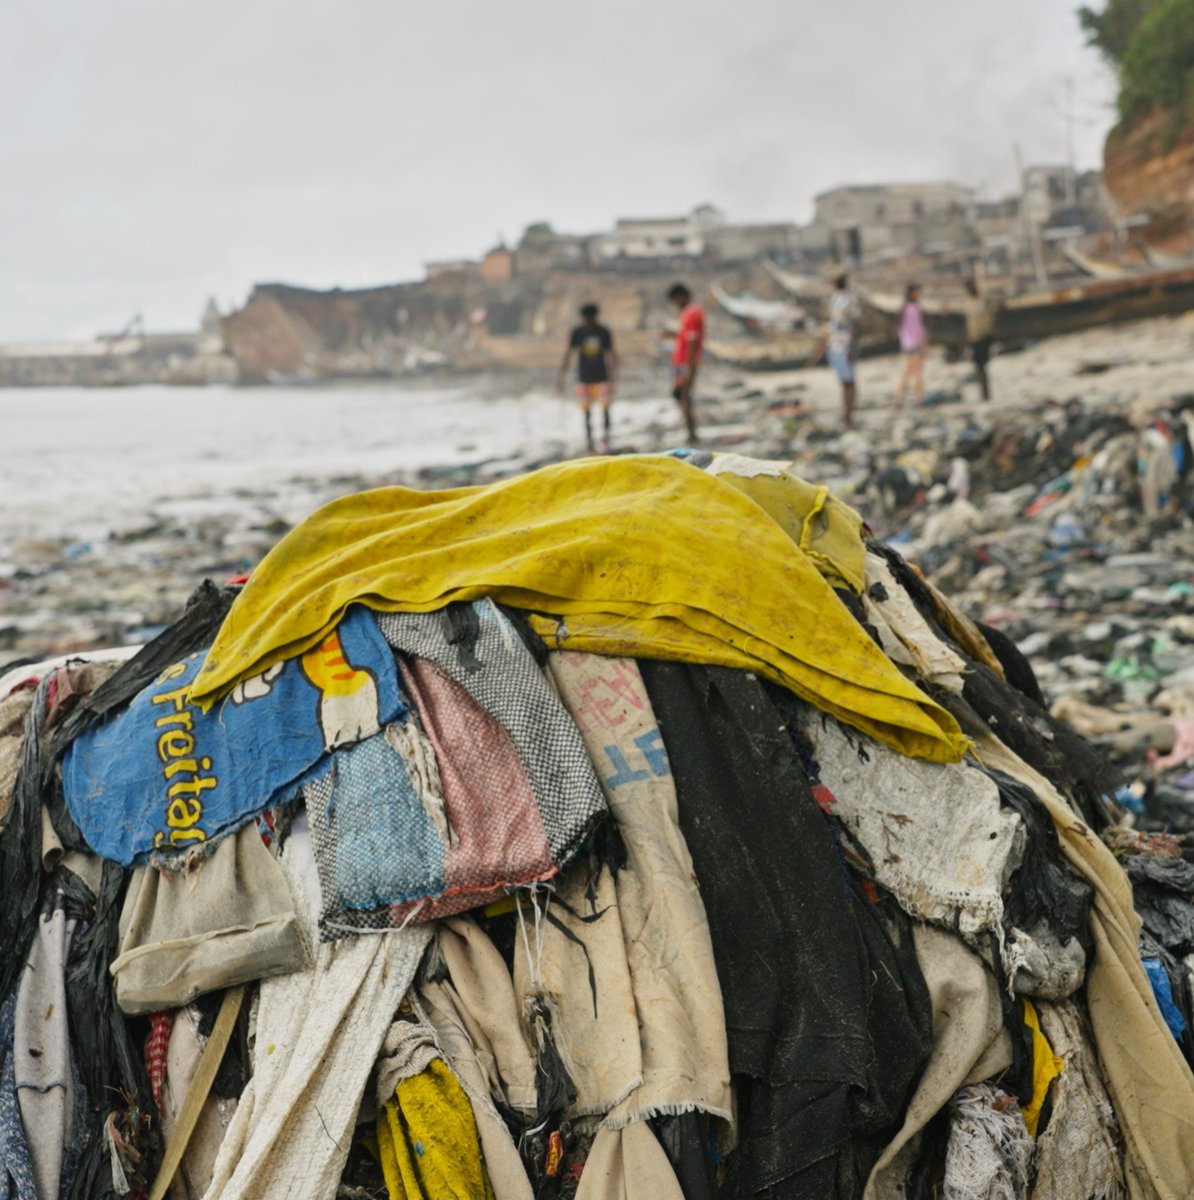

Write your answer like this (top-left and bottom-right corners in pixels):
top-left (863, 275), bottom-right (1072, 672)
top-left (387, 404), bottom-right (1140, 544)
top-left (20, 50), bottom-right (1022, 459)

top-left (2, 312), bottom-right (1192, 668)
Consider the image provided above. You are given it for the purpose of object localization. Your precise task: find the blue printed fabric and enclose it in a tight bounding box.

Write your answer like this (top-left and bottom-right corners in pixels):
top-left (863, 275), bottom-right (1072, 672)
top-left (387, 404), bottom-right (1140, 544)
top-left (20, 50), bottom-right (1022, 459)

top-left (63, 607), bottom-right (405, 865)
top-left (307, 731), bottom-right (448, 934)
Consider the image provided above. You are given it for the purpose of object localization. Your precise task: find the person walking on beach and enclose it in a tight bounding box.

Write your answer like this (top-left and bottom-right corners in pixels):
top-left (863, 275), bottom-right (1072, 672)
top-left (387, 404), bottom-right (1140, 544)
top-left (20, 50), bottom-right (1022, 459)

top-left (556, 302), bottom-right (617, 452)
top-left (965, 279), bottom-right (996, 401)
top-left (668, 283), bottom-right (703, 443)
top-left (894, 283), bottom-right (927, 408)
top-left (826, 274), bottom-right (862, 428)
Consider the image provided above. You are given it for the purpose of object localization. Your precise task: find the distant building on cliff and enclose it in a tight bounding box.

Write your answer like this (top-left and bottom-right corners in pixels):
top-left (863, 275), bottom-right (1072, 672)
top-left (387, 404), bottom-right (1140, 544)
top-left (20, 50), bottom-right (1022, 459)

top-left (1021, 165), bottom-right (1109, 230)
top-left (481, 245), bottom-right (514, 281)
top-left (704, 221), bottom-right (803, 263)
top-left (808, 182), bottom-right (976, 262)
top-left (424, 259), bottom-right (480, 282)
top-left (595, 214), bottom-right (706, 261)
top-left (513, 224), bottom-right (591, 275)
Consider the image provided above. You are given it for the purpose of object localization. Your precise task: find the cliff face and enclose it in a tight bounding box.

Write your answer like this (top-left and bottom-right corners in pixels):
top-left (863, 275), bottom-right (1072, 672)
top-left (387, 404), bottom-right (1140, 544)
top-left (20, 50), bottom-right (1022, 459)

top-left (221, 264), bottom-right (765, 382)
top-left (1104, 107), bottom-right (1194, 257)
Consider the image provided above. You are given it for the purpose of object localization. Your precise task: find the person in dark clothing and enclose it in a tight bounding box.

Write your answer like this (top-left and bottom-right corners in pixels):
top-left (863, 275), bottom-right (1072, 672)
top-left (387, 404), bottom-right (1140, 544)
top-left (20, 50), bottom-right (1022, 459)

top-left (556, 303), bottom-right (617, 453)
top-left (965, 279), bottom-right (996, 402)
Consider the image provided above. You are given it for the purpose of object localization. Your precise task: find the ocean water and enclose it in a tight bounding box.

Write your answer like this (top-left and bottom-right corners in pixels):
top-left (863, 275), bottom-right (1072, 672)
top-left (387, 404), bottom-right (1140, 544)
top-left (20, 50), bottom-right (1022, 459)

top-left (0, 382), bottom-right (674, 544)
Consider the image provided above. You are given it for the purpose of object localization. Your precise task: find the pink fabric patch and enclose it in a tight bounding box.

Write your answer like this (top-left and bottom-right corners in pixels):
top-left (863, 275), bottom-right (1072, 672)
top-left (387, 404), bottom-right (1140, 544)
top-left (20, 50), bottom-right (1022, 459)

top-left (400, 657), bottom-right (554, 916)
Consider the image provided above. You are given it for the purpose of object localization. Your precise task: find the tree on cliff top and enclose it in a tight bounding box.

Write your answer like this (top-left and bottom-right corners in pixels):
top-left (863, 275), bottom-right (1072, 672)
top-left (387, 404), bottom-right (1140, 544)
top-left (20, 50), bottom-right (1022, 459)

top-left (1078, 0), bottom-right (1156, 65)
top-left (1117, 0), bottom-right (1194, 118)
top-left (1079, 0), bottom-right (1194, 121)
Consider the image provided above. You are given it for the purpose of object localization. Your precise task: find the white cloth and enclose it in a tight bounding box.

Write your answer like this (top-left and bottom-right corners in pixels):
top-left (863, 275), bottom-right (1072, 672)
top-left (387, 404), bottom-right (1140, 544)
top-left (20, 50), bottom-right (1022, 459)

top-left (573, 1123), bottom-right (686, 1200)
top-left (865, 926), bottom-right (1011, 1200)
top-left (547, 652), bottom-right (732, 1129)
top-left (862, 554), bottom-right (967, 694)
top-left (14, 903), bottom-right (77, 1200)
top-left (1031, 1000), bottom-right (1126, 1200)
top-left (804, 718), bottom-right (1023, 941)
top-left (200, 830), bottom-right (430, 1200)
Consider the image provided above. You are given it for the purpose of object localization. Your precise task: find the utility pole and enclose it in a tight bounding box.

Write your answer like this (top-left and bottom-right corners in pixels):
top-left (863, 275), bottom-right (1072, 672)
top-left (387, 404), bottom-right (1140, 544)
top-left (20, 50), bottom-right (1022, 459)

top-left (1014, 144), bottom-right (1049, 290)
top-left (1064, 77), bottom-right (1077, 213)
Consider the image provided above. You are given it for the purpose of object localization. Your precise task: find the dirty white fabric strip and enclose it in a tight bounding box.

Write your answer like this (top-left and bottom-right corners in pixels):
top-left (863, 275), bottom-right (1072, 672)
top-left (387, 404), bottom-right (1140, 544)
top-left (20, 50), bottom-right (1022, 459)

top-left (200, 831), bottom-right (429, 1200)
top-left (1031, 999), bottom-right (1126, 1200)
top-left (805, 717), bottom-right (1023, 941)
top-left (862, 553), bottom-right (967, 694)
top-left (417, 980), bottom-right (535, 1200)
top-left (547, 652), bottom-right (733, 1129)
top-left (14, 904), bottom-right (77, 1200)
top-left (435, 916), bottom-right (539, 1115)
top-left (573, 1122), bottom-right (686, 1200)
top-left (864, 925), bottom-right (1011, 1200)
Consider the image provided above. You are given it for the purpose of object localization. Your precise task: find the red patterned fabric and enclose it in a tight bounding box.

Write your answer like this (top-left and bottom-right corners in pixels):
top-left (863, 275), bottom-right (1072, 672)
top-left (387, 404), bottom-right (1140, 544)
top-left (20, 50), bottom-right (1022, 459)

top-left (144, 1010), bottom-right (175, 1112)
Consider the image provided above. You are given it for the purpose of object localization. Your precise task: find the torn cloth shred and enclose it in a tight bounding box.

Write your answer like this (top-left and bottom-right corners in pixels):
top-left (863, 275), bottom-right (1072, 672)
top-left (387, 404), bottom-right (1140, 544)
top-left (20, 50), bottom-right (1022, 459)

top-left (942, 1084), bottom-right (1033, 1200)
top-left (379, 602), bottom-right (607, 869)
top-left (546, 651), bottom-right (732, 1129)
top-left (803, 715), bottom-right (1023, 942)
top-left (1030, 1000), bottom-right (1126, 1200)
top-left (188, 456), bottom-right (967, 763)
top-left (201, 830), bottom-right (431, 1200)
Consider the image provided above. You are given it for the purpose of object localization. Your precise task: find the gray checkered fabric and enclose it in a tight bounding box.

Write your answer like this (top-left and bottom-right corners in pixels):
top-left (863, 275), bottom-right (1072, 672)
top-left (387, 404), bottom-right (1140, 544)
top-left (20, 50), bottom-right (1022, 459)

top-left (377, 600), bottom-right (606, 865)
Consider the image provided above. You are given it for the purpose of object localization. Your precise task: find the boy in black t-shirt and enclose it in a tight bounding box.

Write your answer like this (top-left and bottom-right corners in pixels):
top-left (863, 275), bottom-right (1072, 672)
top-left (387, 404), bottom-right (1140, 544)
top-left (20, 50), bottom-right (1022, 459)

top-left (556, 302), bottom-right (617, 453)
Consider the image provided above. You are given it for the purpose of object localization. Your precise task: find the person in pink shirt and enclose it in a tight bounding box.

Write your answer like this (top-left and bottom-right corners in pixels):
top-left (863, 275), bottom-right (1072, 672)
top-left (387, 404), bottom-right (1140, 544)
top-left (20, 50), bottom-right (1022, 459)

top-left (894, 282), bottom-right (927, 408)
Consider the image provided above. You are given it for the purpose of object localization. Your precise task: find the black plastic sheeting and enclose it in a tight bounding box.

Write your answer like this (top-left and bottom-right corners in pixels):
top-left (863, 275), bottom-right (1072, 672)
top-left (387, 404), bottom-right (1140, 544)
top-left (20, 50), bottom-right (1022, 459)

top-left (62, 861), bottom-right (159, 1200)
top-left (1126, 855), bottom-right (1194, 957)
top-left (0, 676), bottom-right (52, 1003)
top-left (640, 661), bottom-right (932, 1199)
top-left (0, 584), bottom-right (235, 1199)
top-left (867, 542), bottom-right (1117, 831)
top-left (992, 769), bottom-right (1095, 957)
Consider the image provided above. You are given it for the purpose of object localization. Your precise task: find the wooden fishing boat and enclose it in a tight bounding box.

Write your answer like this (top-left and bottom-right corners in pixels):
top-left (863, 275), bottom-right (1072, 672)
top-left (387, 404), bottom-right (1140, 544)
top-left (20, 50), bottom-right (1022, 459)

top-left (862, 263), bottom-right (1194, 349)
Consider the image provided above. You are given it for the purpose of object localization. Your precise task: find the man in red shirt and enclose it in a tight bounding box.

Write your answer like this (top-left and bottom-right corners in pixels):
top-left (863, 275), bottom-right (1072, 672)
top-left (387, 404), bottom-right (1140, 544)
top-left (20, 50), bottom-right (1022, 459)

top-left (668, 282), bottom-right (703, 442)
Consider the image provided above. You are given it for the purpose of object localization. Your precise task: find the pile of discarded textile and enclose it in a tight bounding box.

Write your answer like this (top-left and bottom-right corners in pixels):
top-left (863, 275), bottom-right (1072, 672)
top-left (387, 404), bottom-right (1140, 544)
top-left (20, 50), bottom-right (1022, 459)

top-left (2, 452), bottom-right (1193, 1200)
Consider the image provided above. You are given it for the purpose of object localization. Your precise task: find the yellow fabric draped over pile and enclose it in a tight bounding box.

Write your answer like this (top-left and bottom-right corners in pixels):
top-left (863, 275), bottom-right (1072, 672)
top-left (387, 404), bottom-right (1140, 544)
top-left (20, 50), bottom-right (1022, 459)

top-left (701, 453), bottom-right (868, 592)
top-left (375, 1058), bottom-right (494, 1200)
top-left (191, 455), bottom-right (967, 763)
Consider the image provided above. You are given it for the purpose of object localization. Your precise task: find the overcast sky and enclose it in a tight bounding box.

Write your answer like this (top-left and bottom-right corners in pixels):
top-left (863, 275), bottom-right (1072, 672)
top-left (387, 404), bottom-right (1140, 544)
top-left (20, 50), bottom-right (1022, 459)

top-left (1, 0), bottom-right (1116, 340)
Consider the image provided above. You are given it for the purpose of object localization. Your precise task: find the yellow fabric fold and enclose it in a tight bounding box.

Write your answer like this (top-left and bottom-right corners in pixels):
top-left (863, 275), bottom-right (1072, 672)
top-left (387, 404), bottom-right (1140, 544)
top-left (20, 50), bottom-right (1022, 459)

top-left (190, 456), bottom-right (966, 763)
top-left (1021, 998), bottom-right (1064, 1138)
top-left (376, 1058), bottom-right (494, 1200)
top-left (704, 457), bottom-right (867, 592)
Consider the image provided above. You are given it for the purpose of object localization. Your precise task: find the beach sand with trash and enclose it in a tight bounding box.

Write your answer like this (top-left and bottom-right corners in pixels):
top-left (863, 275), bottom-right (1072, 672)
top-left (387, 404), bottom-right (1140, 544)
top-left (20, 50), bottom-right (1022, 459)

top-left (4, 313), bottom-right (1194, 805)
